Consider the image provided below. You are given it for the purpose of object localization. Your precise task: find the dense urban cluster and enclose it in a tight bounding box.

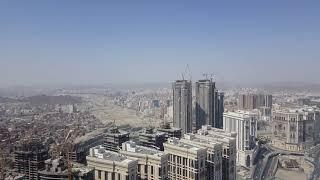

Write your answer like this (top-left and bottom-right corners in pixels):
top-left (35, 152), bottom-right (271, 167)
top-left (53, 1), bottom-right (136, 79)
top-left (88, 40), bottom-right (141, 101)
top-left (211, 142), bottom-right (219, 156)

top-left (1, 79), bottom-right (320, 180)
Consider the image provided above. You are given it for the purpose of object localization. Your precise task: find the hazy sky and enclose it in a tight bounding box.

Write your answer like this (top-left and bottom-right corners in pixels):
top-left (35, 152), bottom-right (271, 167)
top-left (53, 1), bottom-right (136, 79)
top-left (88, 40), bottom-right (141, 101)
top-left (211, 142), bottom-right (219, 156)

top-left (1, 1), bottom-right (320, 87)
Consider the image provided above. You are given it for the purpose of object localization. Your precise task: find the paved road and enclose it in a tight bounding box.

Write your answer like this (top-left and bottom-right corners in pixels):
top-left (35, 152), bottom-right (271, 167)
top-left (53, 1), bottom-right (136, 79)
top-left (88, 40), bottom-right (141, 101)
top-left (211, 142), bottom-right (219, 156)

top-left (251, 145), bottom-right (281, 180)
top-left (310, 149), bottom-right (320, 180)
top-left (252, 146), bottom-right (272, 180)
top-left (261, 155), bottom-right (279, 180)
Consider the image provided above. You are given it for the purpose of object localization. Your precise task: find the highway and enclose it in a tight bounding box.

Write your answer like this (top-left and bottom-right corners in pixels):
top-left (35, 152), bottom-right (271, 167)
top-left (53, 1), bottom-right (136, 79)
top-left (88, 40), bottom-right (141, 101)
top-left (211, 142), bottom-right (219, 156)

top-left (252, 145), bottom-right (280, 180)
top-left (310, 149), bottom-right (320, 180)
top-left (252, 146), bottom-right (271, 180)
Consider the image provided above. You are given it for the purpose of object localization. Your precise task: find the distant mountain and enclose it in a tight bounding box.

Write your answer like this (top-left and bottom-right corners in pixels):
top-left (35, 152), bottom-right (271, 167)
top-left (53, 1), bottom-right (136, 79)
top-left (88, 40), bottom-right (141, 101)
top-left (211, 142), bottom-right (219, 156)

top-left (0, 97), bottom-right (21, 103)
top-left (23, 95), bottom-right (82, 105)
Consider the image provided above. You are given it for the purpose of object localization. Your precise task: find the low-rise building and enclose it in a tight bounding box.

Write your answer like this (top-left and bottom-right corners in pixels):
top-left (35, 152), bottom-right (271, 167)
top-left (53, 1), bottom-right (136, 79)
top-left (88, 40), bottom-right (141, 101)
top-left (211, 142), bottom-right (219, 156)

top-left (104, 127), bottom-right (130, 152)
top-left (121, 141), bottom-right (169, 180)
top-left (38, 157), bottom-right (94, 180)
top-left (87, 146), bottom-right (137, 180)
top-left (139, 128), bottom-right (166, 151)
top-left (157, 123), bottom-right (182, 140)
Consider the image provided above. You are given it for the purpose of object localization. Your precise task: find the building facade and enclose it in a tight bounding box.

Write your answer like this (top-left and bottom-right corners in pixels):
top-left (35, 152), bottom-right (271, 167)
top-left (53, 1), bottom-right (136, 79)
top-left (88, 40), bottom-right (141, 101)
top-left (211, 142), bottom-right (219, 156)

top-left (173, 80), bottom-right (192, 134)
top-left (87, 146), bottom-right (137, 180)
top-left (180, 134), bottom-right (223, 180)
top-left (157, 123), bottom-right (182, 140)
top-left (38, 157), bottom-right (94, 180)
top-left (215, 91), bottom-right (225, 129)
top-left (104, 127), bottom-right (130, 152)
top-left (197, 126), bottom-right (237, 180)
top-left (238, 94), bottom-right (272, 110)
top-left (223, 111), bottom-right (257, 167)
top-left (139, 128), bottom-right (166, 151)
top-left (164, 138), bottom-right (207, 180)
top-left (121, 141), bottom-right (169, 180)
top-left (272, 109), bottom-right (320, 151)
top-left (14, 140), bottom-right (49, 180)
top-left (195, 79), bottom-right (216, 129)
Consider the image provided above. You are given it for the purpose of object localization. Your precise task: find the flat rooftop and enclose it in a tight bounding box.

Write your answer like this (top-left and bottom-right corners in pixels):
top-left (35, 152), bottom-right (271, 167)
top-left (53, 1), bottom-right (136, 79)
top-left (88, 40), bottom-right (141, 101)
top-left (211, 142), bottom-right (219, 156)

top-left (165, 138), bottom-right (202, 151)
top-left (74, 128), bottom-right (107, 144)
top-left (122, 141), bottom-right (165, 157)
top-left (91, 146), bottom-right (130, 162)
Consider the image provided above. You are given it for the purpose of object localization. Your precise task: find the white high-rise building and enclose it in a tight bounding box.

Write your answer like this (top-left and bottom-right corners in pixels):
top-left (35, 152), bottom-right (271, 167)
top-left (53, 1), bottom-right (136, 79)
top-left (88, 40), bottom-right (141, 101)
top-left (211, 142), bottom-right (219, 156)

top-left (223, 111), bottom-right (257, 167)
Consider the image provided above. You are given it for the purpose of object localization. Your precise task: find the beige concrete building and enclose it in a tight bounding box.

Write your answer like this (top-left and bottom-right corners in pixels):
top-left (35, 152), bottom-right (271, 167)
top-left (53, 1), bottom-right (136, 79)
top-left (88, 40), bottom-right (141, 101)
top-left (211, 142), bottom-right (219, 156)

top-left (164, 138), bottom-right (207, 180)
top-left (197, 125), bottom-right (237, 180)
top-left (120, 141), bottom-right (169, 180)
top-left (180, 134), bottom-right (223, 180)
top-left (223, 111), bottom-right (257, 167)
top-left (272, 108), bottom-right (320, 151)
top-left (87, 146), bottom-right (137, 180)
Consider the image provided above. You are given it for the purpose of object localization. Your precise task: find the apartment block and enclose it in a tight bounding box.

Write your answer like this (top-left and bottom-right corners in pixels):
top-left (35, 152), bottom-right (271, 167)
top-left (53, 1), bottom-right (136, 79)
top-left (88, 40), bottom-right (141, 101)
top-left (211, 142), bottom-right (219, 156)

top-left (197, 126), bottom-right (237, 180)
top-left (87, 146), bottom-right (137, 180)
top-left (272, 108), bottom-right (320, 151)
top-left (238, 94), bottom-right (272, 110)
top-left (180, 134), bottom-right (223, 180)
top-left (139, 128), bottom-right (166, 151)
top-left (104, 127), bottom-right (130, 152)
top-left (164, 138), bottom-right (207, 180)
top-left (223, 111), bottom-right (257, 167)
top-left (121, 141), bottom-right (169, 180)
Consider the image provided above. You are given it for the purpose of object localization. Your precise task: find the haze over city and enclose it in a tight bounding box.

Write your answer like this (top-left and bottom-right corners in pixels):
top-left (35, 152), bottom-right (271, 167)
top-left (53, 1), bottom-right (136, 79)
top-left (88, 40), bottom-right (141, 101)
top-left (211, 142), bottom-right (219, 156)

top-left (1, 1), bottom-right (320, 87)
top-left (2, 1), bottom-right (320, 180)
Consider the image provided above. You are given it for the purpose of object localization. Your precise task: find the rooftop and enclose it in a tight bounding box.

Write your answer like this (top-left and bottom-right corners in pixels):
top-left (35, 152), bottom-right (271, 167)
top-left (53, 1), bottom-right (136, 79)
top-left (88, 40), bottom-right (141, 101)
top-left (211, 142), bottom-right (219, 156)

top-left (165, 138), bottom-right (202, 151)
top-left (122, 141), bottom-right (165, 157)
top-left (74, 127), bottom-right (107, 144)
top-left (90, 146), bottom-right (130, 162)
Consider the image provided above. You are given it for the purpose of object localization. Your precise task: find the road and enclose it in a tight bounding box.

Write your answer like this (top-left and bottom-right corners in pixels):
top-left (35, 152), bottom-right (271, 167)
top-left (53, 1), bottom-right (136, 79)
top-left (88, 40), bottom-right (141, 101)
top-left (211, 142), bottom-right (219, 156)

top-left (252, 146), bottom-right (271, 180)
top-left (252, 145), bottom-right (280, 180)
top-left (310, 149), bottom-right (320, 180)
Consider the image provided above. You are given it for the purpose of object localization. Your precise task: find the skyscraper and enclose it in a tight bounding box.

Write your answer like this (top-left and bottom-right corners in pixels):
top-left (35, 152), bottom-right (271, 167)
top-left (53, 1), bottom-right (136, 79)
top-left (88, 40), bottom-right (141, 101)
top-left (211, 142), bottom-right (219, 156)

top-left (195, 79), bottom-right (216, 129)
top-left (238, 93), bottom-right (272, 110)
top-left (215, 91), bottom-right (225, 129)
top-left (173, 80), bottom-right (192, 134)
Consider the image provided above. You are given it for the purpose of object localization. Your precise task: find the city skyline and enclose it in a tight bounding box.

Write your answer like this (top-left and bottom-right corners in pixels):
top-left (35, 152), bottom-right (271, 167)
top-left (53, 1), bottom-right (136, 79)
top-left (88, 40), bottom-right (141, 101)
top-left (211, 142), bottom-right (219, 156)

top-left (1, 1), bottom-right (320, 86)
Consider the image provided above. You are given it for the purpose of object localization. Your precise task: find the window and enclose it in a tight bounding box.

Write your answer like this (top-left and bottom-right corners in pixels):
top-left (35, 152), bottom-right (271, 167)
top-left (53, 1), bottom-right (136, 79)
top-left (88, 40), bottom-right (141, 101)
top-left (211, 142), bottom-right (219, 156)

top-left (98, 170), bottom-right (101, 179)
top-left (145, 165), bottom-right (148, 173)
top-left (151, 166), bottom-right (154, 175)
top-left (159, 167), bottom-right (162, 176)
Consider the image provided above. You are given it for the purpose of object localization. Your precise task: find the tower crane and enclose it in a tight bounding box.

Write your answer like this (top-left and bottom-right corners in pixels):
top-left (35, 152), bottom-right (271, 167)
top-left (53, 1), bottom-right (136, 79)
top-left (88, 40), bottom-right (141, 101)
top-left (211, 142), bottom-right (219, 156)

top-left (202, 73), bottom-right (214, 81)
